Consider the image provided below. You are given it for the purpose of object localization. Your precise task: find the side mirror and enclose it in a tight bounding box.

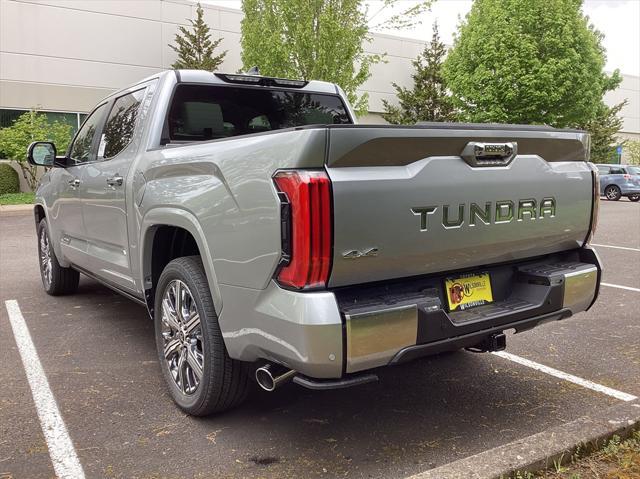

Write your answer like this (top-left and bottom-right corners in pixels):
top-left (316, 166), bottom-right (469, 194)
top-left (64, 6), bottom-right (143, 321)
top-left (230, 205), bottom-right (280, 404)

top-left (27, 141), bottom-right (59, 167)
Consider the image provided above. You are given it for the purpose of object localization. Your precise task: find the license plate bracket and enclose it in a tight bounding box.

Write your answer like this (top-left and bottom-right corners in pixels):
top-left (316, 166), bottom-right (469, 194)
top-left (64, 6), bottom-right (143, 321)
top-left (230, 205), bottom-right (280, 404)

top-left (445, 272), bottom-right (494, 312)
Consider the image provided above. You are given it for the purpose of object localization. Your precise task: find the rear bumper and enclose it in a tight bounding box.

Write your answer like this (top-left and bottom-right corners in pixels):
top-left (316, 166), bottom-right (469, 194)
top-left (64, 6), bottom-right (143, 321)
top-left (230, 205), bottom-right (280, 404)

top-left (220, 247), bottom-right (601, 379)
top-left (390, 308), bottom-right (572, 365)
top-left (337, 247), bottom-right (601, 374)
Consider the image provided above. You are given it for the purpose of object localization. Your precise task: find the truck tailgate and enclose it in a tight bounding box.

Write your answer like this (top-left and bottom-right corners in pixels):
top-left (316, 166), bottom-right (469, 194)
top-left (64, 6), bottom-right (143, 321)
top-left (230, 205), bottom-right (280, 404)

top-left (325, 125), bottom-right (593, 288)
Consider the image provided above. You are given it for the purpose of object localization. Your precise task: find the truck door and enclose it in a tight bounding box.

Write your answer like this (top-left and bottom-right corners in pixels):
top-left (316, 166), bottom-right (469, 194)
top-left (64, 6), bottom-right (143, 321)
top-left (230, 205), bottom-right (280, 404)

top-left (52, 102), bottom-right (108, 269)
top-left (78, 88), bottom-right (146, 294)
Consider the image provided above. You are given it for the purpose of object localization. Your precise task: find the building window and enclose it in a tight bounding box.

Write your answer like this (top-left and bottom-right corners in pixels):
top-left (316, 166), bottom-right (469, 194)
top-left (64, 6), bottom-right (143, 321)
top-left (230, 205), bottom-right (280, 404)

top-left (0, 108), bottom-right (86, 133)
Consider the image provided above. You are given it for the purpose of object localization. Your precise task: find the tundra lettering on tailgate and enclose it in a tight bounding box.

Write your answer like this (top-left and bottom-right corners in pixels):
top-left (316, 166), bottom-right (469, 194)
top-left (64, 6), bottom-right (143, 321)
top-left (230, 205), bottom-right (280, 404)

top-left (411, 197), bottom-right (556, 232)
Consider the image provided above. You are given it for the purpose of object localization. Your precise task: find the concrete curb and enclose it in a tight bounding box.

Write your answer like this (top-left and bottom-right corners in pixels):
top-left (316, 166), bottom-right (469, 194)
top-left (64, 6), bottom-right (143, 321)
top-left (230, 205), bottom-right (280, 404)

top-left (407, 400), bottom-right (640, 479)
top-left (0, 204), bottom-right (33, 215)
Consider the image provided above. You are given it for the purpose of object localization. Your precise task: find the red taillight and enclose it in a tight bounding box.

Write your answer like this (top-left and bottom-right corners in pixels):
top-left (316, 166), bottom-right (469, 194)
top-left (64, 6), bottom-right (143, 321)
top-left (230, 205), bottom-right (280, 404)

top-left (623, 174), bottom-right (632, 180)
top-left (273, 170), bottom-right (332, 289)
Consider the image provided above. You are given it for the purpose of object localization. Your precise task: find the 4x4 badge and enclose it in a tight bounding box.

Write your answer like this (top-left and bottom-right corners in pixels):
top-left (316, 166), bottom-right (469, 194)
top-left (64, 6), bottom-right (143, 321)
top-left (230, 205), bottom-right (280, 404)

top-left (342, 247), bottom-right (379, 259)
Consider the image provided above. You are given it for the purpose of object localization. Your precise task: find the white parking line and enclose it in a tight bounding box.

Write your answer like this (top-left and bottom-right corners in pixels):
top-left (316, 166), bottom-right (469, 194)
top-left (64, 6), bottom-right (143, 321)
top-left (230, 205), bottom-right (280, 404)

top-left (492, 351), bottom-right (637, 402)
top-left (4, 300), bottom-right (85, 479)
top-left (601, 282), bottom-right (640, 293)
top-left (591, 243), bottom-right (640, 252)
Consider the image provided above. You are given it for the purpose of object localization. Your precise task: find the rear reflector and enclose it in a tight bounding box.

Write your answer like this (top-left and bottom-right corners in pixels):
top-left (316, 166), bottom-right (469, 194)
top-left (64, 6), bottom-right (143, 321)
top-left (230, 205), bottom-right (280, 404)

top-left (273, 171), bottom-right (332, 289)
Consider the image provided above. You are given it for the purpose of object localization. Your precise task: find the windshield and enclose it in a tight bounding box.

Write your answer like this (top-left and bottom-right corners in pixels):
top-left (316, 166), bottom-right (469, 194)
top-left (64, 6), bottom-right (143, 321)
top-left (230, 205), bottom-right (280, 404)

top-left (167, 84), bottom-right (351, 143)
top-left (628, 166), bottom-right (640, 175)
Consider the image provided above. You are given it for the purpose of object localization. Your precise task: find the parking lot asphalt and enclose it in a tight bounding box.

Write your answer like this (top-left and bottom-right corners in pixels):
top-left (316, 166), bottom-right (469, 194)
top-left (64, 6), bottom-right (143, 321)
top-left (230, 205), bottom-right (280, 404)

top-left (0, 199), bottom-right (638, 479)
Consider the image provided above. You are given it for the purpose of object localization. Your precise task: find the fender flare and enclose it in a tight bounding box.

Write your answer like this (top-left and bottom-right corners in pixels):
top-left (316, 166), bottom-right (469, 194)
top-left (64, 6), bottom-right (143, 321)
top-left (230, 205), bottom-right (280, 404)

top-left (139, 206), bottom-right (223, 314)
top-left (33, 201), bottom-right (72, 268)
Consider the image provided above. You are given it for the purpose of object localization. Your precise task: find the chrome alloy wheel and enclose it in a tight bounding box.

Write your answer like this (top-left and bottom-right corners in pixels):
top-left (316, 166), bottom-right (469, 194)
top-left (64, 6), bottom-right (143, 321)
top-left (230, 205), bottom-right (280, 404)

top-left (605, 186), bottom-right (620, 200)
top-left (160, 280), bottom-right (204, 395)
top-left (39, 228), bottom-right (52, 287)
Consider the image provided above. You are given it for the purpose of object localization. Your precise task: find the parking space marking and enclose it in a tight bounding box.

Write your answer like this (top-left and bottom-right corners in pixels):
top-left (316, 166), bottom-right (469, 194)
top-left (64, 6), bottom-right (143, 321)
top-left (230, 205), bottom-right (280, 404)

top-left (4, 300), bottom-right (86, 479)
top-left (601, 282), bottom-right (640, 293)
top-left (592, 243), bottom-right (640, 252)
top-left (492, 351), bottom-right (637, 402)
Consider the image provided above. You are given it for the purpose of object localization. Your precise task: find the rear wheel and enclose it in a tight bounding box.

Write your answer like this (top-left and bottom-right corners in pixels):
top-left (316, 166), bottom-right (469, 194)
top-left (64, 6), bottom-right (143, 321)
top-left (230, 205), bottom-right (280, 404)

top-left (629, 194), bottom-right (640, 202)
top-left (37, 219), bottom-right (79, 295)
top-left (604, 185), bottom-right (622, 201)
top-left (154, 256), bottom-right (249, 416)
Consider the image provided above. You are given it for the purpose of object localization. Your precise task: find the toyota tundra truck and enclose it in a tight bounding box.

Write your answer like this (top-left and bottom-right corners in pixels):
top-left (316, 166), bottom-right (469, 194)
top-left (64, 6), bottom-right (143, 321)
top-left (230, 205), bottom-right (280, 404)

top-left (28, 70), bottom-right (602, 416)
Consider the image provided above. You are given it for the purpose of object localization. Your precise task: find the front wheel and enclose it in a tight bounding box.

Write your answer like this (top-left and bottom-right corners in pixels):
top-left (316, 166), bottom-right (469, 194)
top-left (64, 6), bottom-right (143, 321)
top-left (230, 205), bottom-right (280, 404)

top-left (154, 256), bottom-right (249, 416)
top-left (604, 185), bottom-right (622, 201)
top-left (36, 219), bottom-right (79, 295)
top-left (629, 194), bottom-right (640, 202)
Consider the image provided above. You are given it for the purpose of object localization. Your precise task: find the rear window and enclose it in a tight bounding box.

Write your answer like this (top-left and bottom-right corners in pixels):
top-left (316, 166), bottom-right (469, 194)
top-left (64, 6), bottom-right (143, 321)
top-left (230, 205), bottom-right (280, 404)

top-left (166, 84), bottom-right (351, 143)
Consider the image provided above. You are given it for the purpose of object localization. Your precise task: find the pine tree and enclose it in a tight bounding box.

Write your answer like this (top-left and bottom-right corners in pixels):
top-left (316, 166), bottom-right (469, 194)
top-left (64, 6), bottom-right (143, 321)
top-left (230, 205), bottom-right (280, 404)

top-left (170, 3), bottom-right (226, 71)
top-left (580, 99), bottom-right (627, 163)
top-left (383, 23), bottom-right (455, 124)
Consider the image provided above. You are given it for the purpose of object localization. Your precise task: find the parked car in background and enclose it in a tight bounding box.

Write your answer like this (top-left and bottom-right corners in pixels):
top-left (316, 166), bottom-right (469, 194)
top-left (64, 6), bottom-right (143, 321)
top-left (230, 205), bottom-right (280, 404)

top-left (595, 164), bottom-right (640, 201)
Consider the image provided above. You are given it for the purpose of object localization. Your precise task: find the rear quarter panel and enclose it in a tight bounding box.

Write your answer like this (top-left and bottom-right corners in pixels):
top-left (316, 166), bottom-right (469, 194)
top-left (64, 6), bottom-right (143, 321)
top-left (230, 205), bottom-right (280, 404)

top-left (136, 128), bottom-right (327, 296)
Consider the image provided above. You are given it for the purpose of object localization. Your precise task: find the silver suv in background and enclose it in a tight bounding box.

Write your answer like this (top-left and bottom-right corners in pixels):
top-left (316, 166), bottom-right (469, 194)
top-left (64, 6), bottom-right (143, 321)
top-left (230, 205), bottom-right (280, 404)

top-left (596, 163), bottom-right (640, 201)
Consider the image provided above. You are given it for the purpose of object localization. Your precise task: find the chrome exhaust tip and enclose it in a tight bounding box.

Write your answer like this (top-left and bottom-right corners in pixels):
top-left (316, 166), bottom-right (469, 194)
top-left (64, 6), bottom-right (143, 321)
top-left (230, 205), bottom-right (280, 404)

top-left (255, 364), bottom-right (296, 392)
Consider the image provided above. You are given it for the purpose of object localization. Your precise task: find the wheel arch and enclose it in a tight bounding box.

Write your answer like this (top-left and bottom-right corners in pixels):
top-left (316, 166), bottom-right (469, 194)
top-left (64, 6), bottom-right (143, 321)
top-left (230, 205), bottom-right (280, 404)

top-left (34, 203), bottom-right (46, 226)
top-left (140, 207), bottom-right (222, 317)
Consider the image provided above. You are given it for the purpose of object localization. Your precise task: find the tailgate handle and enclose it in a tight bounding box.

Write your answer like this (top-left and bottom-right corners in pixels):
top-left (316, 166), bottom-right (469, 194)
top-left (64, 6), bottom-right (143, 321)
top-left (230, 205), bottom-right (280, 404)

top-left (461, 142), bottom-right (517, 167)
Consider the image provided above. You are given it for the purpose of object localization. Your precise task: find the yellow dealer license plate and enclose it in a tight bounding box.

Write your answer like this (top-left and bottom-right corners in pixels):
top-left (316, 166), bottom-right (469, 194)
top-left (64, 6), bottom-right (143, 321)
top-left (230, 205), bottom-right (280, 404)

top-left (445, 272), bottom-right (494, 311)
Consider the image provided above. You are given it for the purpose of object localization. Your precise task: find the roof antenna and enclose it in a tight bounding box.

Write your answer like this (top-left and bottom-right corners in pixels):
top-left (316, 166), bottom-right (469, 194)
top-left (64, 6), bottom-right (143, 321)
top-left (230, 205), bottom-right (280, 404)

top-left (246, 66), bottom-right (260, 76)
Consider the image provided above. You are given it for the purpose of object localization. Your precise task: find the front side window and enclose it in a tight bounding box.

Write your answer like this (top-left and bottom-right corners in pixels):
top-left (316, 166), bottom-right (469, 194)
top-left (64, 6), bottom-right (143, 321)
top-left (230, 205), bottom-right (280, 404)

top-left (69, 103), bottom-right (107, 164)
top-left (166, 85), bottom-right (351, 143)
top-left (102, 89), bottom-right (145, 159)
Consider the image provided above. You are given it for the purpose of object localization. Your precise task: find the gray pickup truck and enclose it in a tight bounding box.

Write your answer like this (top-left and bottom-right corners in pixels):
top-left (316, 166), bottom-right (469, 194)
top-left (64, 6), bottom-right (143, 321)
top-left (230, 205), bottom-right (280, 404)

top-left (28, 70), bottom-right (602, 416)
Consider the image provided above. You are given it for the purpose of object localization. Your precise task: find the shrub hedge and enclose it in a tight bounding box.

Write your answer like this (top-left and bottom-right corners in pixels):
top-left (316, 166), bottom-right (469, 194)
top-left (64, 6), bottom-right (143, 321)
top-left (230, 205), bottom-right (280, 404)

top-left (0, 163), bottom-right (20, 194)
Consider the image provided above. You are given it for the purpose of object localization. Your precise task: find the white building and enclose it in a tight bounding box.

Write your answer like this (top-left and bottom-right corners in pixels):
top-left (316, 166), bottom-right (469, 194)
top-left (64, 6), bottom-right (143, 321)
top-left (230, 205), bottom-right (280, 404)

top-left (1, 0), bottom-right (638, 147)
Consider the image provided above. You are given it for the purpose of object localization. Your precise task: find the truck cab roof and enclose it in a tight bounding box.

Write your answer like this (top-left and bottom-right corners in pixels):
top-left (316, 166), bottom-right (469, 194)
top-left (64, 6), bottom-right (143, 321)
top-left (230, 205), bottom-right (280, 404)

top-left (107, 69), bottom-right (341, 101)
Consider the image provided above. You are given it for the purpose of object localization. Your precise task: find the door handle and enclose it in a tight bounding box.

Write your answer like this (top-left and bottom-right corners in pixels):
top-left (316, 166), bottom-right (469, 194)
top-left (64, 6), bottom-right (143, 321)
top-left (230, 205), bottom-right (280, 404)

top-left (106, 175), bottom-right (123, 187)
top-left (68, 178), bottom-right (80, 188)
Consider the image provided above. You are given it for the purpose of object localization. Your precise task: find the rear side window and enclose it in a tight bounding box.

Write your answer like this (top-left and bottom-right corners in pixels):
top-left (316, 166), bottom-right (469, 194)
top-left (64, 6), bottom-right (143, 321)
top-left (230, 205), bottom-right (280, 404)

top-left (610, 167), bottom-right (625, 175)
top-left (69, 103), bottom-right (108, 164)
top-left (166, 84), bottom-right (351, 143)
top-left (102, 89), bottom-right (145, 159)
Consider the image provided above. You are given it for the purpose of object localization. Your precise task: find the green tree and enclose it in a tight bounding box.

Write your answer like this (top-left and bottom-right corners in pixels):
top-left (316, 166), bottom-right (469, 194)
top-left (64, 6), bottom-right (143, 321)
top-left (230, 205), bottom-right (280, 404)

top-left (625, 140), bottom-right (640, 166)
top-left (0, 111), bottom-right (73, 190)
top-left (170, 2), bottom-right (226, 70)
top-left (581, 99), bottom-right (627, 163)
top-left (240, 0), bottom-right (432, 116)
top-left (443, 0), bottom-right (619, 129)
top-left (383, 23), bottom-right (455, 124)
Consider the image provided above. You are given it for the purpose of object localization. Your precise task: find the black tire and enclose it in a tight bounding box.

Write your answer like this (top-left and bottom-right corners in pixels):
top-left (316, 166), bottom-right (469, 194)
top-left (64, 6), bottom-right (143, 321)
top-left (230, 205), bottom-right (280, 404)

top-left (154, 256), bottom-right (249, 416)
top-left (604, 185), bottom-right (622, 201)
top-left (629, 195), bottom-right (640, 202)
top-left (36, 219), bottom-right (79, 295)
